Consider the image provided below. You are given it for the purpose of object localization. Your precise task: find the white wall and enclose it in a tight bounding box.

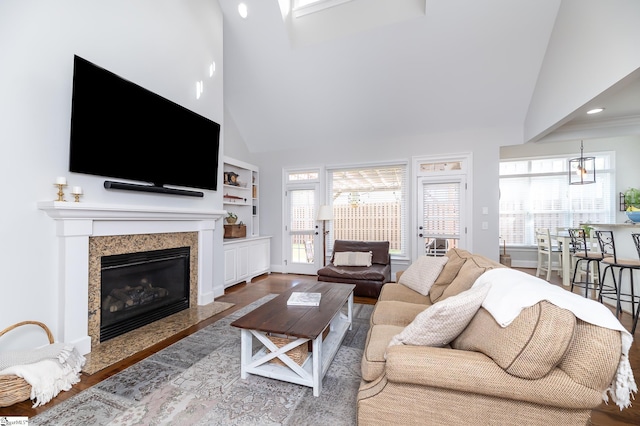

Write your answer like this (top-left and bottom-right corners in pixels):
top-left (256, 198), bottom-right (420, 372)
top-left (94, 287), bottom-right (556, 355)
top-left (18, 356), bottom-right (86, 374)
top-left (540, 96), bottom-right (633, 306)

top-left (244, 126), bottom-right (522, 273)
top-left (236, 0), bottom-right (640, 273)
top-left (228, 0), bottom-right (640, 275)
top-left (223, 107), bottom-right (256, 163)
top-left (525, 0), bottom-right (640, 142)
top-left (0, 0), bottom-right (224, 351)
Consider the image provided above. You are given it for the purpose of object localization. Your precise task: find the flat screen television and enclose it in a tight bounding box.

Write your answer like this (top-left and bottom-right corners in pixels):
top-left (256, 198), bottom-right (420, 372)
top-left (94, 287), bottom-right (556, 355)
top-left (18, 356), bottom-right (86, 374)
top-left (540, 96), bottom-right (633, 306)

top-left (69, 55), bottom-right (220, 196)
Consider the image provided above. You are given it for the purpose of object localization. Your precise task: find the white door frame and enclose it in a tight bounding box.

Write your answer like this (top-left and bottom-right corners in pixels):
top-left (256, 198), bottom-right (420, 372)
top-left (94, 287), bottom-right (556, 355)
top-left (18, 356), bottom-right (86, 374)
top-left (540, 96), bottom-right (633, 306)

top-left (412, 153), bottom-right (473, 260)
top-left (282, 168), bottom-right (322, 275)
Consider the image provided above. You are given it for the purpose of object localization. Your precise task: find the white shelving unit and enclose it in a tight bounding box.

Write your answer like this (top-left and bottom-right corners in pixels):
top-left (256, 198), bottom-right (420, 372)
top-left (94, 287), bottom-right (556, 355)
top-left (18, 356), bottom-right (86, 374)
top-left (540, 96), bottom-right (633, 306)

top-left (223, 156), bottom-right (256, 235)
top-left (223, 156), bottom-right (270, 288)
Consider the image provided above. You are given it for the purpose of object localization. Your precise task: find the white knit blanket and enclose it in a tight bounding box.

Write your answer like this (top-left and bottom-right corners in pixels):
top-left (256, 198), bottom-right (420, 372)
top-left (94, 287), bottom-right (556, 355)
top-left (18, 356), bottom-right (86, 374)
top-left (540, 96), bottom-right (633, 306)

top-left (0, 342), bottom-right (86, 407)
top-left (473, 268), bottom-right (637, 410)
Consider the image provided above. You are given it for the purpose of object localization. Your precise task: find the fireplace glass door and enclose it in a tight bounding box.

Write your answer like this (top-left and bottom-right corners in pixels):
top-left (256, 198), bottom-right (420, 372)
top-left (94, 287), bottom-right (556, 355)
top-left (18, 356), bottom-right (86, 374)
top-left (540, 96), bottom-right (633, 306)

top-left (100, 246), bottom-right (190, 342)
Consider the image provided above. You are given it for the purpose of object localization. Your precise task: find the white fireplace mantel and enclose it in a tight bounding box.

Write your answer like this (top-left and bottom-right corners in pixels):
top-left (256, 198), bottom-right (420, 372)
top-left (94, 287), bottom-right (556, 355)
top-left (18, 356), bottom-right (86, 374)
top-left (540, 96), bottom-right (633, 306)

top-left (38, 201), bottom-right (226, 355)
top-left (38, 201), bottom-right (224, 221)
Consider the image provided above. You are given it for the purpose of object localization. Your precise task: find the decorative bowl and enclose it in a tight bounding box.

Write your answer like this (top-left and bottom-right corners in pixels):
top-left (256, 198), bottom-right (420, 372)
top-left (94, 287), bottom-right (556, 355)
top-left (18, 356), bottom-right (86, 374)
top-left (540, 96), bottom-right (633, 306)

top-left (626, 211), bottom-right (640, 223)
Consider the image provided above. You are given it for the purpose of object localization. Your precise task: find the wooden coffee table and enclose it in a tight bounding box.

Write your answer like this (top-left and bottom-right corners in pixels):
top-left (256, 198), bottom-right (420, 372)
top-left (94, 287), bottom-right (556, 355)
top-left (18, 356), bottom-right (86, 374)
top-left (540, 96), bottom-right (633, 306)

top-left (230, 281), bottom-right (355, 396)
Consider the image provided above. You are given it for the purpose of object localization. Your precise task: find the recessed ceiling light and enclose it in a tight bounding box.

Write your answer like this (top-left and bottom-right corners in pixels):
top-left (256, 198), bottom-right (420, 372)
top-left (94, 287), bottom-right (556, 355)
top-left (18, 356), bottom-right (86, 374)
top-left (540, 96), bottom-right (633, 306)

top-left (587, 108), bottom-right (604, 114)
top-left (238, 3), bottom-right (248, 18)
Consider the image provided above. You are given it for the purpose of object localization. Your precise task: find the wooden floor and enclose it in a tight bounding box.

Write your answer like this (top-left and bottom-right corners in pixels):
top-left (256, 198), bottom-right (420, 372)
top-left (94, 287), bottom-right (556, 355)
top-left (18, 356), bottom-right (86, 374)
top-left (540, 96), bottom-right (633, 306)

top-left (2, 270), bottom-right (640, 425)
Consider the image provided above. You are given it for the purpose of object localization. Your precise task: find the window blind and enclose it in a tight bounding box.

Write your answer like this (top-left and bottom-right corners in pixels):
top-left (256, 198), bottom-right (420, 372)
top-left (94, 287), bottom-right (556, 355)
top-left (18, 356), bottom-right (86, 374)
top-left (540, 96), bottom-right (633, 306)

top-left (499, 155), bottom-right (613, 246)
top-left (421, 181), bottom-right (461, 239)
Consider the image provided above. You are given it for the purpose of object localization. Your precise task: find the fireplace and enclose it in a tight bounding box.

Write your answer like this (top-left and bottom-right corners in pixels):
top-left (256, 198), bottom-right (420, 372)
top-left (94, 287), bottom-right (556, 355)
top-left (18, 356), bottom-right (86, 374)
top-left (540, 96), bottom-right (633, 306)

top-left (100, 246), bottom-right (191, 342)
top-left (37, 202), bottom-right (225, 355)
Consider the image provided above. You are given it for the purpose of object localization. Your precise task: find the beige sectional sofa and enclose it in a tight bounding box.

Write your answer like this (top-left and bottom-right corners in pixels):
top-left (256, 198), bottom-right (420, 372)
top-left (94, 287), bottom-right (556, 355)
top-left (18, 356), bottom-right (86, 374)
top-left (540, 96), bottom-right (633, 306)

top-left (357, 248), bottom-right (625, 425)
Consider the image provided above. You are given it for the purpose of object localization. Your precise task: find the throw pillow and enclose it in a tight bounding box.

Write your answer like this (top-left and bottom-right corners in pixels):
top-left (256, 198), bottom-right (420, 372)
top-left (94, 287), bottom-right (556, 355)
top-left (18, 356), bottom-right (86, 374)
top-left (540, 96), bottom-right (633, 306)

top-left (387, 282), bottom-right (490, 349)
top-left (452, 301), bottom-right (576, 380)
top-left (435, 258), bottom-right (488, 302)
top-left (333, 251), bottom-right (373, 267)
top-left (428, 250), bottom-right (467, 302)
top-left (398, 256), bottom-right (449, 296)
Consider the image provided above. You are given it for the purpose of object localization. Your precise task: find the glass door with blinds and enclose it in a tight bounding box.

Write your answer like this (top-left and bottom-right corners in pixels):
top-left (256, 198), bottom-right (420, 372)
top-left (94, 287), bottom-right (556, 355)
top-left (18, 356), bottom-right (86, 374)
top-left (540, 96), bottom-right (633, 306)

top-left (284, 186), bottom-right (319, 274)
top-left (284, 169), bottom-right (322, 275)
top-left (417, 176), bottom-right (465, 256)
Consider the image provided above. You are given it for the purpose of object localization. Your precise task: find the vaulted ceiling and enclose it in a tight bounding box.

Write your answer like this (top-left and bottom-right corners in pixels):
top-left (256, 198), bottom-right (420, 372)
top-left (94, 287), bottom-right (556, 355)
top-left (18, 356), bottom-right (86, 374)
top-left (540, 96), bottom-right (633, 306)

top-left (217, 0), bottom-right (638, 154)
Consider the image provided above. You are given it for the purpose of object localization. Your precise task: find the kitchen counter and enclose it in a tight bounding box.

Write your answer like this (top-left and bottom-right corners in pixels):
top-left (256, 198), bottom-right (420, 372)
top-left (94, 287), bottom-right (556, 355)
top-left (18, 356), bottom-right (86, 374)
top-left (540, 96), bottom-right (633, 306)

top-left (589, 222), bottom-right (639, 228)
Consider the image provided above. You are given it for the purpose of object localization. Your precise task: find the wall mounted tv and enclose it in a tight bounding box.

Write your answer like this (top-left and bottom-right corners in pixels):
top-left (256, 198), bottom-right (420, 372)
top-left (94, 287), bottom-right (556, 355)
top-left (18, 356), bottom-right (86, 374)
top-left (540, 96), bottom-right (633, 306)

top-left (69, 55), bottom-right (220, 197)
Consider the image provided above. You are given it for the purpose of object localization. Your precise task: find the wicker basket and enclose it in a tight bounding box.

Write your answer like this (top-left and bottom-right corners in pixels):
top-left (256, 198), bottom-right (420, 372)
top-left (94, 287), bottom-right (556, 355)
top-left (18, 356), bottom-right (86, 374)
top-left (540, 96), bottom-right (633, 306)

top-left (0, 321), bottom-right (54, 407)
top-left (267, 335), bottom-right (309, 367)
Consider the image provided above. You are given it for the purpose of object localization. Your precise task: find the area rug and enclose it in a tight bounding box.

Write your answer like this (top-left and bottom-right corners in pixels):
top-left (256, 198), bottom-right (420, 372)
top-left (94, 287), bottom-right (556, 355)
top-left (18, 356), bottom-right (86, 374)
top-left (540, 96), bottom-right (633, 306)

top-left (83, 300), bottom-right (235, 375)
top-left (32, 295), bottom-right (373, 425)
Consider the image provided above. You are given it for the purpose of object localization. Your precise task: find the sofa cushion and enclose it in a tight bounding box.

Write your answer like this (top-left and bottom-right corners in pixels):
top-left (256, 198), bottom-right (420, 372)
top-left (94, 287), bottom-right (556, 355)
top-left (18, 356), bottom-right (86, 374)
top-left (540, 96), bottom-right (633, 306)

top-left (378, 283), bottom-right (431, 305)
top-left (333, 251), bottom-right (372, 267)
top-left (397, 255), bottom-right (449, 296)
top-left (317, 263), bottom-right (389, 281)
top-left (437, 255), bottom-right (503, 302)
top-left (361, 324), bottom-right (405, 381)
top-left (331, 240), bottom-right (390, 265)
top-left (387, 282), bottom-right (490, 349)
top-left (451, 301), bottom-right (576, 379)
top-left (558, 319), bottom-right (621, 391)
top-left (435, 259), bottom-right (487, 302)
top-left (428, 249), bottom-right (468, 302)
top-left (371, 301), bottom-right (428, 327)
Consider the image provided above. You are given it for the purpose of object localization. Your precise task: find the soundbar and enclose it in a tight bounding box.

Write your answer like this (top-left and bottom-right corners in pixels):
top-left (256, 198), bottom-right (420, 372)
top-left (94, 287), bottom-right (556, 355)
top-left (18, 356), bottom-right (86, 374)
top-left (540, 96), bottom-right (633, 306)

top-left (104, 181), bottom-right (204, 197)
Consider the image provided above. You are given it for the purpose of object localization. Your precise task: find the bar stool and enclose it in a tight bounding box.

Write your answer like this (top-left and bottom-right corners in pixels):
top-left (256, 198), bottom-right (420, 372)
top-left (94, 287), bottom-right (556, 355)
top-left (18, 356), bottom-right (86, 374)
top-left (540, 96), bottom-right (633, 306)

top-left (568, 228), bottom-right (603, 298)
top-left (595, 230), bottom-right (640, 333)
top-left (631, 233), bottom-right (640, 333)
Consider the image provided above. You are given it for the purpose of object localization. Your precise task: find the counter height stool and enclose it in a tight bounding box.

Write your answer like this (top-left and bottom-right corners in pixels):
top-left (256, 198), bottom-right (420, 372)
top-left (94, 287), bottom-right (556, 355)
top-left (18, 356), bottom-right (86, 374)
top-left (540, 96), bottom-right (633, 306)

top-left (631, 233), bottom-right (640, 334)
top-left (568, 228), bottom-right (603, 298)
top-left (595, 230), bottom-right (640, 334)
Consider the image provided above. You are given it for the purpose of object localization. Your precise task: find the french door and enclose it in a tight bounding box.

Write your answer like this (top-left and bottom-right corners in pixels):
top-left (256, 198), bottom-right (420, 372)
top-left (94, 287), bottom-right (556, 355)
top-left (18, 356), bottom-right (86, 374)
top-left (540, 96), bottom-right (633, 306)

top-left (417, 176), bottom-right (466, 257)
top-left (284, 183), bottom-right (321, 275)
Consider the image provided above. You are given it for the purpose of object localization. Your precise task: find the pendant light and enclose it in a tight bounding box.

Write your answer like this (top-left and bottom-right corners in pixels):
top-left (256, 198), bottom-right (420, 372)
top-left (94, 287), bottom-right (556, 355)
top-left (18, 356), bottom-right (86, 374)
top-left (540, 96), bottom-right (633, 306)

top-left (569, 140), bottom-right (596, 185)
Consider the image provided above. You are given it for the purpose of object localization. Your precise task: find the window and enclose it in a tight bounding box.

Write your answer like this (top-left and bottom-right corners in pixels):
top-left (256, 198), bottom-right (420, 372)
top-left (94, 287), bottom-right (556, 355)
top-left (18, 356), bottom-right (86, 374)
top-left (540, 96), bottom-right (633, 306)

top-left (293, 0), bottom-right (353, 17)
top-left (287, 170), bottom-right (319, 182)
top-left (499, 153), bottom-right (614, 246)
top-left (327, 163), bottom-right (407, 256)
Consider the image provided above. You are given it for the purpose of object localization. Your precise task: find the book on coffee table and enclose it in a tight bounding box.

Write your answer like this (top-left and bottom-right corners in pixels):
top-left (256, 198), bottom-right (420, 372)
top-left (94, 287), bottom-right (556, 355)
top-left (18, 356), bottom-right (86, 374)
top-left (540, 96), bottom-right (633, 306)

top-left (287, 292), bottom-right (322, 307)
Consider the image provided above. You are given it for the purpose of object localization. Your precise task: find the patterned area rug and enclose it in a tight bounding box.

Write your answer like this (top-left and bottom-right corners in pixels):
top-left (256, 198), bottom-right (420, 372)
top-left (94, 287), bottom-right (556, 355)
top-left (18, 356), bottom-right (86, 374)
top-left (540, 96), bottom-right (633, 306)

top-left (32, 295), bottom-right (373, 425)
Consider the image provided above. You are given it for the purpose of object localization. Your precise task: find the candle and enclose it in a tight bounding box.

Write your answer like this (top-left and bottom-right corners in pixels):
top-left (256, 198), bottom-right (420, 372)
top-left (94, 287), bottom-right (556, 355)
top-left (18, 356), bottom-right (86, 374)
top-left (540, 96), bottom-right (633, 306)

top-left (56, 176), bottom-right (67, 185)
top-left (72, 186), bottom-right (83, 195)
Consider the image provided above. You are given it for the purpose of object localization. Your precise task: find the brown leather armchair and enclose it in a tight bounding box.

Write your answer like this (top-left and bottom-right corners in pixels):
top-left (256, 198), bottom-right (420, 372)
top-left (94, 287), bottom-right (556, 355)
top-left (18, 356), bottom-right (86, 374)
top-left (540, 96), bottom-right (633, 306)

top-left (317, 240), bottom-right (391, 298)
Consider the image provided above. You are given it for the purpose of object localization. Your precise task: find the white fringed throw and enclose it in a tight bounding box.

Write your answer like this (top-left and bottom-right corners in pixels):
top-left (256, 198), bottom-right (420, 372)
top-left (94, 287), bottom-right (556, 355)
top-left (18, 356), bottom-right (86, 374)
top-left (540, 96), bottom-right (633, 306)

top-left (0, 342), bottom-right (86, 407)
top-left (473, 268), bottom-right (637, 410)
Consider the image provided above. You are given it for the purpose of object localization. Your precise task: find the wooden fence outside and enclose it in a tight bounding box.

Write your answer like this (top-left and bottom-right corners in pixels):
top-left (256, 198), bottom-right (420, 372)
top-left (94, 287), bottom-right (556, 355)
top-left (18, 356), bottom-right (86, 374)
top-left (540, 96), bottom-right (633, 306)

top-left (332, 202), bottom-right (402, 252)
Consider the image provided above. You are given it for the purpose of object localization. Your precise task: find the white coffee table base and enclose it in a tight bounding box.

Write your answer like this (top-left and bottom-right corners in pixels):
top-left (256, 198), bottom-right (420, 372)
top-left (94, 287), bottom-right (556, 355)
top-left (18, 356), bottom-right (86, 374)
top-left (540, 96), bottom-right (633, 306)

top-left (239, 293), bottom-right (353, 396)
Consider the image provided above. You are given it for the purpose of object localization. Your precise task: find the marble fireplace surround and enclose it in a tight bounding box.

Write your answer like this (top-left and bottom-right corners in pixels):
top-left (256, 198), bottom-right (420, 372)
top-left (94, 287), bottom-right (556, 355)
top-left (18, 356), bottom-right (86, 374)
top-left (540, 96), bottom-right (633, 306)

top-left (38, 201), bottom-right (225, 356)
top-left (88, 232), bottom-right (199, 349)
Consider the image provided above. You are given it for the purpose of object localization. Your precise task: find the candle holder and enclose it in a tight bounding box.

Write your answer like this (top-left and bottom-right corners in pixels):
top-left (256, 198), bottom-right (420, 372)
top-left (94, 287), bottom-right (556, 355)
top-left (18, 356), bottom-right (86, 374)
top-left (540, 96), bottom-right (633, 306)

top-left (71, 186), bottom-right (83, 202)
top-left (55, 183), bottom-right (67, 202)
